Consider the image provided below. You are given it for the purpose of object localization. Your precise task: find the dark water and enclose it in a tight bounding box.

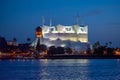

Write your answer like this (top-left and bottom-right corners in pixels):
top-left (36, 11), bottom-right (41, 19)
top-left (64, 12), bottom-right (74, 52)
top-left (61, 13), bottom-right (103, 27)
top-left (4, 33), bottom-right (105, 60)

top-left (0, 59), bottom-right (120, 80)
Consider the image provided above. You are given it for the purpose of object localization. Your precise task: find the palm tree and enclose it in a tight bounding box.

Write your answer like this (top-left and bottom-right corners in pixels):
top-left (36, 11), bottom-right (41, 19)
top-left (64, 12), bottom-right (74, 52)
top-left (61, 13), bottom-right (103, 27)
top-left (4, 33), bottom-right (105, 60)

top-left (105, 43), bottom-right (108, 47)
top-left (96, 41), bottom-right (100, 48)
top-left (13, 38), bottom-right (17, 46)
top-left (109, 41), bottom-right (112, 48)
top-left (13, 38), bottom-right (17, 42)
top-left (26, 38), bottom-right (31, 44)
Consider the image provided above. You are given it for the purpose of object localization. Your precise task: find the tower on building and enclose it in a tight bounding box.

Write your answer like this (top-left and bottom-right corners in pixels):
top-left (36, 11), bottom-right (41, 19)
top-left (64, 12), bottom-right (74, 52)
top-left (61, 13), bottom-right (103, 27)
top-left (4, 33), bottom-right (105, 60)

top-left (31, 26), bottom-right (43, 50)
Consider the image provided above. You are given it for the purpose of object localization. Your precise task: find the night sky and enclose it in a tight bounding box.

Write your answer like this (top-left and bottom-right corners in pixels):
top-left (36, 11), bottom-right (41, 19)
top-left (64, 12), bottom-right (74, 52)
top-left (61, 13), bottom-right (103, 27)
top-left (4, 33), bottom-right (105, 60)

top-left (0, 0), bottom-right (120, 47)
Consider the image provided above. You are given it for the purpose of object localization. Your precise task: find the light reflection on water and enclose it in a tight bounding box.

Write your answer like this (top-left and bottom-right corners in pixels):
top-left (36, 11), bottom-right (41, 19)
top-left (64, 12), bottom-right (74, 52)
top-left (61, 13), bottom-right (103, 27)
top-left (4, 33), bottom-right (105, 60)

top-left (0, 59), bottom-right (120, 80)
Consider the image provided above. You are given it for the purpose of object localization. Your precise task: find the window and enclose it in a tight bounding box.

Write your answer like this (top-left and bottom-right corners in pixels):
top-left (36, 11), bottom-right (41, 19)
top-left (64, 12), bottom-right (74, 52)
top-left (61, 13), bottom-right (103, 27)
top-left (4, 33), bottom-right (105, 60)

top-left (66, 28), bottom-right (71, 31)
top-left (81, 28), bottom-right (84, 32)
top-left (49, 28), bottom-right (54, 32)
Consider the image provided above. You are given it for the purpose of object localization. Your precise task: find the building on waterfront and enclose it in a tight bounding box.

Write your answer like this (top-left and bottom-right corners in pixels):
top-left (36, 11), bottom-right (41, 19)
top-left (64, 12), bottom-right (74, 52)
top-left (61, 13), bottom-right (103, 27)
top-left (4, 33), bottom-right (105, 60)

top-left (31, 18), bottom-right (89, 51)
top-left (42, 24), bottom-right (88, 43)
top-left (33, 27), bottom-right (43, 50)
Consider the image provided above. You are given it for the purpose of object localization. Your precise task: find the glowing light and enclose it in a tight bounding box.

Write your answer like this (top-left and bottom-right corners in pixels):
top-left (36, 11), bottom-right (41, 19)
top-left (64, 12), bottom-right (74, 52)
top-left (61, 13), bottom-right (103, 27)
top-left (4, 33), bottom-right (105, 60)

top-left (81, 59), bottom-right (89, 63)
top-left (61, 44), bottom-right (66, 47)
top-left (43, 59), bottom-right (48, 63)
top-left (114, 49), bottom-right (120, 55)
top-left (0, 52), bottom-right (2, 55)
top-left (0, 52), bottom-right (2, 58)
top-left (36, 32), bottom-right (42, 38)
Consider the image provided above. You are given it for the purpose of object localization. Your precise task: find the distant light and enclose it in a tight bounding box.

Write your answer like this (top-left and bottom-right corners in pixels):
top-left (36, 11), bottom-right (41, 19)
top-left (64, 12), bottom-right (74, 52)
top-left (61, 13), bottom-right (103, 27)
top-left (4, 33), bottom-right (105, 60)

top-left (0, 52), bottom-right (2, 56)
top-left (114, 49), bottom-right (120, 55)
top-left (61, 44), bottom-right (66, 47)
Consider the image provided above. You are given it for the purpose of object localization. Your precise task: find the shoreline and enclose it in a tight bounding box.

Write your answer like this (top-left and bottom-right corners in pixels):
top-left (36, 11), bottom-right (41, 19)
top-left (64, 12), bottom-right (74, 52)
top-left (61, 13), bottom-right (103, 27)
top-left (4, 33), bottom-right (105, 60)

top-left (43, 55), bottom-right (120, 59)
top-left (0, 55), bottom-right (120, 60)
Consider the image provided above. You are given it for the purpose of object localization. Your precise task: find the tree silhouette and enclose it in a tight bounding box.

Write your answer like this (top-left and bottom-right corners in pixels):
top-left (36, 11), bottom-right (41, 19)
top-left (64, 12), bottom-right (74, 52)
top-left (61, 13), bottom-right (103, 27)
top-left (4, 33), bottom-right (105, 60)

top-left (39, 44), bottom-right (47, 52)
top-left (93, 41), bottom-right (101, 49)
top-left (109, 41), bottom-right (112, 47)
top-left (56, 47), bottom-right (65, 54)
top-left (36, 39), bottom-right (41, 52)
top-left (96, 41), bottom-right (100, 47)
top-left (13, 38), bottom-right (17, 42)
top-left (48, 46), bottom-right (57, 55)
top-left (0, 37), bottom-right (7, 52)
top-left (105, 43), bottom-right (108, 47)
top-left (65, 47), bottom-right (72, 54)
top-left (12, 38), bottom-right (17, 46)
top-left (27, 38), bottom-right (31, 44)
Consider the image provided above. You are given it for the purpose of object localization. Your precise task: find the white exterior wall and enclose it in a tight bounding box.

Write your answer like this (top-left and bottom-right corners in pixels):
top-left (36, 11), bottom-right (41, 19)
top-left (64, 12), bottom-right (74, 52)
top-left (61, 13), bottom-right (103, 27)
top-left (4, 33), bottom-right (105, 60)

top-left (42, 24), bottom-right (88, 43)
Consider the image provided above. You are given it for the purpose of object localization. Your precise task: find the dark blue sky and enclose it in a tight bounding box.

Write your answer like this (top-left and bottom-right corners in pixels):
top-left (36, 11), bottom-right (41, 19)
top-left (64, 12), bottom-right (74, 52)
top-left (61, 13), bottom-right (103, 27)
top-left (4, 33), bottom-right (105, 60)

top-left (0, 0), bottom-right (120, 47)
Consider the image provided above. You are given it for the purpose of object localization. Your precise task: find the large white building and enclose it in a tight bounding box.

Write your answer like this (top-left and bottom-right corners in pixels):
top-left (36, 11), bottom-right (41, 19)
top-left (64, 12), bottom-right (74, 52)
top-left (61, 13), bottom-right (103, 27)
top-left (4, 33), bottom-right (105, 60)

top-left (31, 23), bottom-right (89, 51)
top-left (42, 24), bottom-right (88, 43)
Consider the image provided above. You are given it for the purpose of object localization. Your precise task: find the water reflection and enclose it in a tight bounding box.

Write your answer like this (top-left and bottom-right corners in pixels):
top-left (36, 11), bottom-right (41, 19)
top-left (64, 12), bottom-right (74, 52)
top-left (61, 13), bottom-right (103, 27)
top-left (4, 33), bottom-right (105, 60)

top-left (40, 59), bottom-right (48, 63)
top-left (38, 59), bottom-right (89, 80)
top-left (39, 59), bottom-right (89, 66)
top-left (40, 68), bottom-right (50, 80)
top-left (0, 59), bottom-right (120, 80)
top-left (117, 59), bottom-right (120, 61)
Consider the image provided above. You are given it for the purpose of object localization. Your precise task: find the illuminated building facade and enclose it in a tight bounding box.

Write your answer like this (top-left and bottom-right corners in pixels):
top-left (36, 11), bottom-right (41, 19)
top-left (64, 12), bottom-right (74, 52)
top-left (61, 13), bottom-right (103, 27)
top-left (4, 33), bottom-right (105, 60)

top-left (31, 23), bottom-right (89, 51)
top-left (42, 24), bottom-right (88, 43)
top-left (33, 27), bottom-right (43, 49)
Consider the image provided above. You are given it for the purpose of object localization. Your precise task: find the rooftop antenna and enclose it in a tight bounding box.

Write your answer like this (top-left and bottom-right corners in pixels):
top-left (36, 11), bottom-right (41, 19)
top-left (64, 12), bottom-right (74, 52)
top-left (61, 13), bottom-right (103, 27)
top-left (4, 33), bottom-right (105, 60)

top-left (42, 16), bottom-right (45, 26)
top-left (82, 16), bottom-right (84, 26)
top-left (76, 13), bottom-right (79, 25)
top-left (50, 18), bottom-right (52, 26)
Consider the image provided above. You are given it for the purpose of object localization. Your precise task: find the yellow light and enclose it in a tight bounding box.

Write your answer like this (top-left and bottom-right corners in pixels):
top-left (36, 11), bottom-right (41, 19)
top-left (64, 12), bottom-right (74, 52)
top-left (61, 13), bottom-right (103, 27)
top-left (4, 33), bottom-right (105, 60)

top-left (44, 50), bottom-right (47, 55)
top-left (0, 52), bottom-right (2, 55)
top-left (36, 35), bottom-right (42, 38)
top-left (36, 32), bottom-right (42, 38)
top-left (0, 52), bottom-right (2, 57)
top-left (115, 51), bottom-right (120, 55)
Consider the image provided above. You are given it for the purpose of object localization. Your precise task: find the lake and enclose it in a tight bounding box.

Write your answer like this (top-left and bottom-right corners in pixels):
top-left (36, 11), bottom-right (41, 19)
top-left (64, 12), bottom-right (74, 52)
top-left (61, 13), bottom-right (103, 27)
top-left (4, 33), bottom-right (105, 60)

top-left (0, 59), bottom-right (120, 80)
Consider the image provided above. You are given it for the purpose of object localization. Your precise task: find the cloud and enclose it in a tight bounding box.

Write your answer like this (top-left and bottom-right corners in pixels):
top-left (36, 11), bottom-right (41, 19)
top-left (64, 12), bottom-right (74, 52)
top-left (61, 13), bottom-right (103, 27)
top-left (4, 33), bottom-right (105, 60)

top-left (84, 10), bottom-right (103, 17)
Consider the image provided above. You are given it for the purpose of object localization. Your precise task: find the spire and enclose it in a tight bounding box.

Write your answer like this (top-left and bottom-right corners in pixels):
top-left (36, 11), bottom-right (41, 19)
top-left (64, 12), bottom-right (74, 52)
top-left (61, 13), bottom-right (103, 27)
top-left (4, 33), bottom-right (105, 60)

top-left (76, 13), bottom-right (79, 25)
top-left (50, 18), bottom-right (52, 27)
top-left (42, 16), bottom-right (45, 26)
top-left (82, 16), bottom-right (84, 26)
